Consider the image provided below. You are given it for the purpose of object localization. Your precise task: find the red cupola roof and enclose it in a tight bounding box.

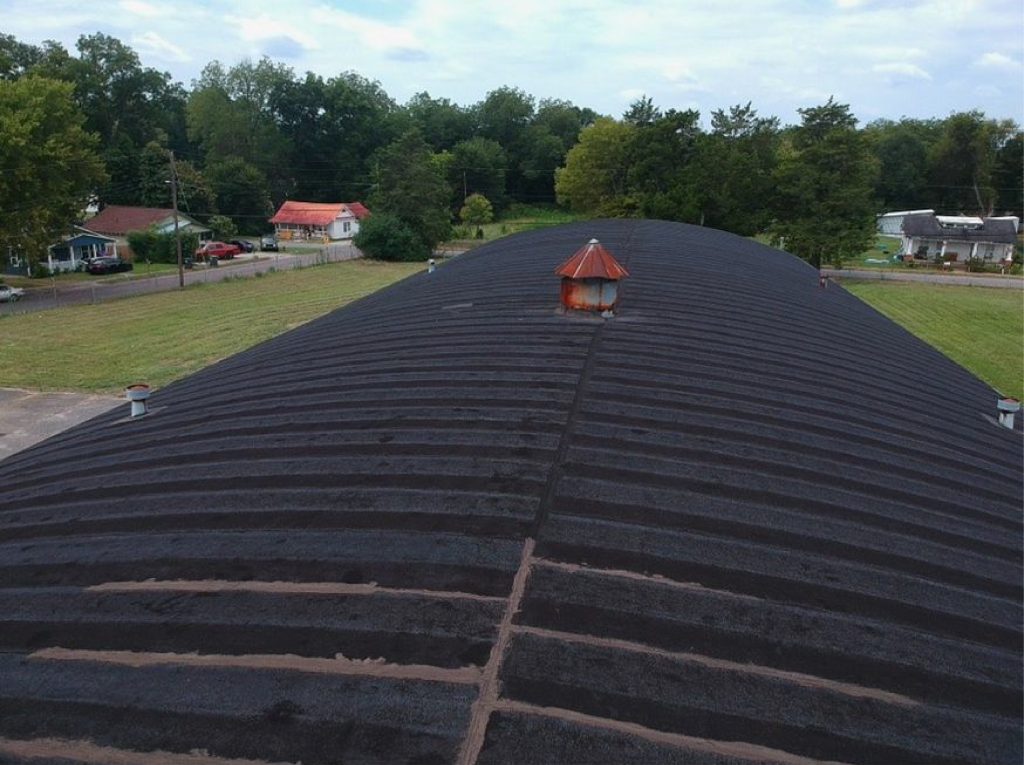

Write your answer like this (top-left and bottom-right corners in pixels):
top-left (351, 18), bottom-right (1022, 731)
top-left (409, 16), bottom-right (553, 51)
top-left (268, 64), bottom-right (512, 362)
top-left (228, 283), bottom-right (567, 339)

top-left (555, 238), bottom-right (629, 280)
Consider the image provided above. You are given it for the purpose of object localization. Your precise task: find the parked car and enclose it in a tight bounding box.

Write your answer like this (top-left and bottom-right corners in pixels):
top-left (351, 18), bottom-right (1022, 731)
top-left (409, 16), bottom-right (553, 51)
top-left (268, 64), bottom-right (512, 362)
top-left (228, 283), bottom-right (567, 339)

top-left (0, 284), bottom-right (25, 302)
top-left (229, 239), bottom-right (255, 253)
top-left (195, 241), bottom-right (242, 261)
top-left (87, 257), bottom-right (133, 275)
top-left (260, 235), bottom-right (279, 252)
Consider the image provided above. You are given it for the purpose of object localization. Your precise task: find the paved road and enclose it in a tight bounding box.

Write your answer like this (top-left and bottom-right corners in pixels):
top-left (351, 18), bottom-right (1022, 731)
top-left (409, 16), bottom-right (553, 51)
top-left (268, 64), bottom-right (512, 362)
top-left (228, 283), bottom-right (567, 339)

top-left (2, 243), bottom-right (360, 316)
top-left (0, 388), bottom-right (120, 462)
top-left (823, 266), bottom-right (1023, 288)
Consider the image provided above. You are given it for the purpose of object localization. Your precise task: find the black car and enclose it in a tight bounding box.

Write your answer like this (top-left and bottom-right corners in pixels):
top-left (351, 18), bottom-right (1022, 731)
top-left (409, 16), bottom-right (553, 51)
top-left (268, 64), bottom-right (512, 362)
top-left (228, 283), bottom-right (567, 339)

top-left (260, 235), bottom-right (279, 252)
top-left (229, 239), bottom-right (255, 253)
top-left (87, 256), bottom-right (133, 275)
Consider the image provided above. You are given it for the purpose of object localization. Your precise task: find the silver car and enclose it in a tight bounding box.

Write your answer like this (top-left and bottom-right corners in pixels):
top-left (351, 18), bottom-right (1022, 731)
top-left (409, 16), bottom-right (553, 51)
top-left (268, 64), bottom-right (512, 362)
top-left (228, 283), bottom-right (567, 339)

top-left (0, 285), bottom-right (25, 302)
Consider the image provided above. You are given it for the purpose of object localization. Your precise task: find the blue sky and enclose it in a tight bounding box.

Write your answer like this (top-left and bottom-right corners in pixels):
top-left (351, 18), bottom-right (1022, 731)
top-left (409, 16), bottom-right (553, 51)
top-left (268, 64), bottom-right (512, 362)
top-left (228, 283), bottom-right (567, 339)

top-left (6, 0), bottom-right (1023, 125)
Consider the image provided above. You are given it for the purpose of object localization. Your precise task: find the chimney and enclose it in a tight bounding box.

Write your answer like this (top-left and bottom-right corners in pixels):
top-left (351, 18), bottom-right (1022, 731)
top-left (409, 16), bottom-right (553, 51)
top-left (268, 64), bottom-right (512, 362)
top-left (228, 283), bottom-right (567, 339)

top-left (997, 397), bottom-right (1019, 430)
top-left (555, 238), bottom-right (629, 316)
top-left (125, 383), bottom-right (151, 418)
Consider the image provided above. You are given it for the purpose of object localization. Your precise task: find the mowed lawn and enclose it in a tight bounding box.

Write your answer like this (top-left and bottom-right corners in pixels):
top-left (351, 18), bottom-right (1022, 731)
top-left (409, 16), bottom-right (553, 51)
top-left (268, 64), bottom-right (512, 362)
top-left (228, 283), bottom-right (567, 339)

top-left (0, 259), bottom-right (422, 393)
top-left (845, 282), bottom-right (1024, 399)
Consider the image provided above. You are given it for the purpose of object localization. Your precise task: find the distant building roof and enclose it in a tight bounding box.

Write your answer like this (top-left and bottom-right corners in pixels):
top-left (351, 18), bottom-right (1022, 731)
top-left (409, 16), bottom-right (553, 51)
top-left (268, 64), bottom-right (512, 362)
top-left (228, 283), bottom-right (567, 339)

top-left (555, 238), bottom-right (630, 280)
top-left (86, 206), bottom-right (203, 237)
top-left (346, 202), bottom-right (371, 220)
top-left (877, 209), bottom-right (935, 218)
top-left (63, 226), bottom-right (116, 244)
top-left (270, 201), bottom-right (370, 227)
top-left (0, 220), bottom-right (1019, 765)
top-left (903, 213), bottom-right (1017, 244)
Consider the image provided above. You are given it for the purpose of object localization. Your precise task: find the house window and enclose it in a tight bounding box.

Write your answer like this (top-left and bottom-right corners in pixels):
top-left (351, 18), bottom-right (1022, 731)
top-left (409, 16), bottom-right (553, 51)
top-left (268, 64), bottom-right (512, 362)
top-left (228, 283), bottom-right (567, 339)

top-left (343, 221), bottom-right (351, 233)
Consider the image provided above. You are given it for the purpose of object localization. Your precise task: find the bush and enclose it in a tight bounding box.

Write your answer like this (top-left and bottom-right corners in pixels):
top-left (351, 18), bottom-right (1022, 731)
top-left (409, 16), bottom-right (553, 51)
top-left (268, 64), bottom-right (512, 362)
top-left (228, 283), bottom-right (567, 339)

top-left (31, 262), bottom-right (51, 278)
top-left (128, 228), bottom-right (200, 264)
top-left (354, 213), bottom-right (431, 262)
top-left (208, 214), bottom-right (238, 241)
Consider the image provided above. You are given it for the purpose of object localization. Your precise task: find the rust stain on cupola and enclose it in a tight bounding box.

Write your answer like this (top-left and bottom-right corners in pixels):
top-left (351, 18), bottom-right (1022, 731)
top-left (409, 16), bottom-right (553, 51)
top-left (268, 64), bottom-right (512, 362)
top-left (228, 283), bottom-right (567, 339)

top-left (555, 238), bottom-right (629, 315)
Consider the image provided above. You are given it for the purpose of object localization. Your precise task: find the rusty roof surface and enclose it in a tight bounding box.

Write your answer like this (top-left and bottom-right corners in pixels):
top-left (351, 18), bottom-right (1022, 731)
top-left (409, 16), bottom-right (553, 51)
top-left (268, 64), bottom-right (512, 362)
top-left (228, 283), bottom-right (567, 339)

top-left (0, 219), bottom-right (1020, 765)
top-left (85, 205), bottom-right (177, 236)
top-left (555, 237), bottom-right (630, 280)
top-left (270, 201), bottom-right (368, 227)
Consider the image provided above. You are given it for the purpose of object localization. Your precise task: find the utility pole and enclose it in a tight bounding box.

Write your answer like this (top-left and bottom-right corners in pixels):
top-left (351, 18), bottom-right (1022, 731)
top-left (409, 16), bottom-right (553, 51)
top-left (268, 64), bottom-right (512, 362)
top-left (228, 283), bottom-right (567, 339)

top-left (169, 149), bottom-right (184, 288)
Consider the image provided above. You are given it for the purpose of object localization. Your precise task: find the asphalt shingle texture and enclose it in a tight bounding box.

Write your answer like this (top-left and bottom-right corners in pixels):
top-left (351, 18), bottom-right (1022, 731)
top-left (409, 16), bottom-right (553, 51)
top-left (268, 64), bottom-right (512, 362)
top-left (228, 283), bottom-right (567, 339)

top-left (0, 219), bottom-right (1020, 765)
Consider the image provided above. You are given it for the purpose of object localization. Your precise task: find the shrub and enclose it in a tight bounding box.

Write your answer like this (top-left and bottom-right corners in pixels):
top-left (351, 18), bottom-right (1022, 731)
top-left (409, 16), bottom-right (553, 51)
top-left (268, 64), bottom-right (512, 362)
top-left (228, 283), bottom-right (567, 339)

top-left (128, 228), bottom-right (200, 264)
top-left (208, 214), bottom-right (238, 241)
top-left (354, 213), bottom-right (431, 262)
top-left (31, 262), bottom-right (51, 278)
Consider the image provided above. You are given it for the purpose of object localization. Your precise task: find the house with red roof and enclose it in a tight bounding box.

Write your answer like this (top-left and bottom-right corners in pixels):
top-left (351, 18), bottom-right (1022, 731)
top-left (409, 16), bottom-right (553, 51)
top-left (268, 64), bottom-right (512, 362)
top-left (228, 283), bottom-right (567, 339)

top-left (85, 205), bottom-right (211, 259)
top-left (269, 201), bottom-right (370, 242)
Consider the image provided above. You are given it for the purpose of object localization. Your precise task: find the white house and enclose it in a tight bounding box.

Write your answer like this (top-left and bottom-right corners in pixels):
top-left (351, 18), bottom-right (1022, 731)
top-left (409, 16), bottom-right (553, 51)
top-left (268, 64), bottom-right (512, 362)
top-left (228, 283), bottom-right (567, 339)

top-left (900, 213), bottom-right (1017, 266)
top-left (269, 201), bottom-right (370, 242)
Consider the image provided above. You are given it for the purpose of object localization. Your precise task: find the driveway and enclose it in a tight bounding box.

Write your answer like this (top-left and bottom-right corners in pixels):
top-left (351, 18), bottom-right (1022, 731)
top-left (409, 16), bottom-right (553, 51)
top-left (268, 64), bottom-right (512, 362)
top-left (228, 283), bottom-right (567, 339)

top-left (0, 388), bottom-right (121, 463)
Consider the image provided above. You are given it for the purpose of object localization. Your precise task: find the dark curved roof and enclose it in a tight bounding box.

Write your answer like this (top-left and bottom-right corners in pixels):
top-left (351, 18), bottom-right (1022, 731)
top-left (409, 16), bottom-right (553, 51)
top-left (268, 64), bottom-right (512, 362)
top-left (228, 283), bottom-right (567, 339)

top-left (0, 220), bottom-right (1020, 765)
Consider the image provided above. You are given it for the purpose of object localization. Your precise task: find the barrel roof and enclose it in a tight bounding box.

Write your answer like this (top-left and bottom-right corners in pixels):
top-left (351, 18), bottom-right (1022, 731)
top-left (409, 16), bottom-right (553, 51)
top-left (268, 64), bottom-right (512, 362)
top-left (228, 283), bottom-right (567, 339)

top-left (0, 220), bottom-right (1020, 765)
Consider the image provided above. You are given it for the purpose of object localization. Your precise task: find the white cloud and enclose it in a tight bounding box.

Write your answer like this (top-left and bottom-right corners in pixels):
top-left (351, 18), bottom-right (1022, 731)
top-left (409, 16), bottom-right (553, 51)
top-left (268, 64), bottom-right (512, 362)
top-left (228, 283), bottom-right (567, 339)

top-left (973, 52), bottom-right (1021, 70)
top-left (2, 0), bottom-right (1022, 122)
top-left (872, 62), bottom-right (933, 80)
top-left (132, 31), bottom-right (189, 63)
top-left (120, 0), bottom-right (163, 17)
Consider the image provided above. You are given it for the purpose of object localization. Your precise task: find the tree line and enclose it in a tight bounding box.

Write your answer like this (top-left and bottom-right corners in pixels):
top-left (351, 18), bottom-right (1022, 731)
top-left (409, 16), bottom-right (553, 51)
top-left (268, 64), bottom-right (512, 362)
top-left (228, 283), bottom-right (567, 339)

top-left (1, 31), bottom-right (1020, 268)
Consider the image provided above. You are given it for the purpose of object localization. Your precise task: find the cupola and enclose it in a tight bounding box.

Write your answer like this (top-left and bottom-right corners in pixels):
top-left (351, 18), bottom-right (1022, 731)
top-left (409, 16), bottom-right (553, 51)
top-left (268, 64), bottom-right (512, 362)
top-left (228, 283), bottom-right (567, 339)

top-left (554, 238), bottom-right (629, 315)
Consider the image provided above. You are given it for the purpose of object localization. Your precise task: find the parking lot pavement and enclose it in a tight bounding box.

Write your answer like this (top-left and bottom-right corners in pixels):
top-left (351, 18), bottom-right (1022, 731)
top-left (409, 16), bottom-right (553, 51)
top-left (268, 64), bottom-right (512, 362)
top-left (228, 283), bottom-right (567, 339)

top-left (0, 388), bottom-right (121, 463)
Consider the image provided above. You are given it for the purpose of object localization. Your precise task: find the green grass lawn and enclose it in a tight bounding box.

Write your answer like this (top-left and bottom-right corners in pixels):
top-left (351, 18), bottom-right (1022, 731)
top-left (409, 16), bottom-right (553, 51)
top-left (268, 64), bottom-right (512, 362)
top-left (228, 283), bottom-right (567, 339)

top-left (447, 204), bottom-right (582, 248)
top-left (845, 281), bottom-right (1024, 399)
top-left (2, 259), bottom-right (270, 290)
top-left (0, 259), bottom-right (422, 393)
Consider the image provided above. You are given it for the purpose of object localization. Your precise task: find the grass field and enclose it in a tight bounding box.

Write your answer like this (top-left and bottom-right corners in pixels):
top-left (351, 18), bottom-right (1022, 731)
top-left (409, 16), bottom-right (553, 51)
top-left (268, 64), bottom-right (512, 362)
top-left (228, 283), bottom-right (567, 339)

top-left (845, 281), bottom-right (1024, 399)
top-left (0, 259), bottom-right (422, 393)
top-left (446, 204), bottom-right (581, 249)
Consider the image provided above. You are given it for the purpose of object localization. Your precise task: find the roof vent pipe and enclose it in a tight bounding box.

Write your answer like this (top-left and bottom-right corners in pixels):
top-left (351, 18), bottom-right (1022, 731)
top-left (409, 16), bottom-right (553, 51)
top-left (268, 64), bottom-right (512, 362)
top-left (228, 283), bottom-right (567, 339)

top-left (997, 397), bottom-right (1019, 429)
top-left (125, 384), bottom-right (151, 418)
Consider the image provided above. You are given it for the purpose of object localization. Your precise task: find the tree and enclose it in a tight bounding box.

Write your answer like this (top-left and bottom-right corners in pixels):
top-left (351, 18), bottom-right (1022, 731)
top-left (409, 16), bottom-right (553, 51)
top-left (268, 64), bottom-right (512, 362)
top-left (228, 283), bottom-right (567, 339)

top-left (460, 193), bottom-right (494, 237)
top-left (992, 130), bottom-right (1023, 218)
top-left (629, 109), bottom-right (702, 221)
top-left (928, 111), bottom-right (1012, 215)
top-left (52, 34), bottom-right (188, 204)
top-left (449, 137), bottom-right (507, 210)
top-left (369, 130), bottom-right (451, 251)
top-left (207, 215), bottom-right (237, 240)
top-left (127, 228), bottom-right (199, 263)
top-left (405, 92), bottom-right (475, 151)
top-left (555, 118), bottom-right (637, 216)
top-left (687, 103), bottom-right (780, 234)
top-left (770, 98), bottom-right (878, 269)
top-left (864, 118), bottom-right (941, 211)
top-left (205, 157), bottom-right (272, 234)
top-left (518, 99), bottom-right (597, 203)
top-left (354, 212), bottom-right (429, 261)
top-left (0, 77), bottom-right (106, 268)
top-left (0, 33), bottom-right (43, 80)
top-left (476, 86), bottom-right (536, 199)
top-left (623, 95), bottom-right (662, 127)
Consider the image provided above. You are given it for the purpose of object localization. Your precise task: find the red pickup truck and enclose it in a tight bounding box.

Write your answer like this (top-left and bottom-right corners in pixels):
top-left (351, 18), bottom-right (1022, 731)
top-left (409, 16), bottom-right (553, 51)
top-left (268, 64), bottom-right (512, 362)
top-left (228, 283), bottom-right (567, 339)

top-left (195, 241), bottom-right (241, 261)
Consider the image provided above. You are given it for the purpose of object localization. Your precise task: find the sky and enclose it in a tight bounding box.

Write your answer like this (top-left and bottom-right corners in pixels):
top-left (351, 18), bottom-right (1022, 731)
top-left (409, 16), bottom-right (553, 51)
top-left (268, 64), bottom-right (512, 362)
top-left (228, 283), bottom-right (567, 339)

top-left (5, 0), bottom-right (1023, 125)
